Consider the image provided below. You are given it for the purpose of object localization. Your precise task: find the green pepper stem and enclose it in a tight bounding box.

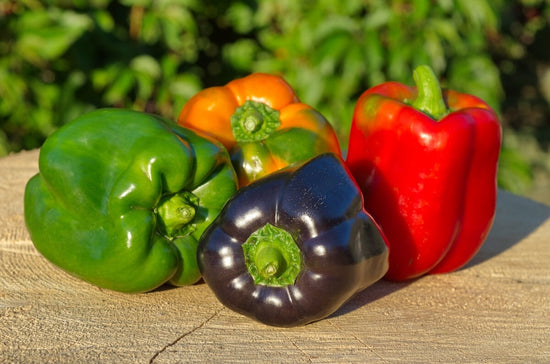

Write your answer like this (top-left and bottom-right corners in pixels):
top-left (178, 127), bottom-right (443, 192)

top-left (231, 100), bottom-right (281, 142)
top-left (410, 65), bottom-right (448, 120)
top-left (156, 191), bottom-right (199, 238)
top-left (242, 223), bottom-right (302, 287)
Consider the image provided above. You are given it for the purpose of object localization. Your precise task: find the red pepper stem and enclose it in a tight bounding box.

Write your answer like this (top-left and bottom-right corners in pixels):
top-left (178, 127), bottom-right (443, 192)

top-left (411, 65), bottom-right (448, 120)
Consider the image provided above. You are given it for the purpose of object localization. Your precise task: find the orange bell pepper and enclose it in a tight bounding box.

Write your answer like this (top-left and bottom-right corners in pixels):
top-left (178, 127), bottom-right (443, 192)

top-left (178, 73), bottom-right (341, 186)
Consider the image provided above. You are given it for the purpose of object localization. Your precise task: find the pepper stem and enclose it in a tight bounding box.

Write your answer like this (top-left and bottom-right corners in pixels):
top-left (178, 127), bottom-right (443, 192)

top-left (231, 100), bottom-right (281, 142)
top-left (242, 223), bottom-right (302, 287)
top-left (156, 191), bottom-right (199, 238)
top-left (410, 65), bottom-right (448, 120)
top-left (256, 246), bottom-right (287, 278)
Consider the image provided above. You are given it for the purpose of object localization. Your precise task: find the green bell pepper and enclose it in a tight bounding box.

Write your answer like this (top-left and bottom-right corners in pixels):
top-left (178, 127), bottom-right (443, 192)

top-left (24, 108), bottom-right (238, 293)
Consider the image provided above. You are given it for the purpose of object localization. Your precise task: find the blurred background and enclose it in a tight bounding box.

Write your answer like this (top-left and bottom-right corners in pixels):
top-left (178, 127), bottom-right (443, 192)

top-left (1, 0), bottom-right (549, 205)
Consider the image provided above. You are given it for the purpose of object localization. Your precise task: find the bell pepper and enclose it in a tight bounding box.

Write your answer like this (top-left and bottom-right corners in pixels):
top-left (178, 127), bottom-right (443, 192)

top-left (197, 153), bottom-right (389, 327)
top-left (24, 108), bottom-right (238, 293)
top-left (346, 65), bottom-right (502, 281)
top-left (177, 72), bottom-right (342, 187)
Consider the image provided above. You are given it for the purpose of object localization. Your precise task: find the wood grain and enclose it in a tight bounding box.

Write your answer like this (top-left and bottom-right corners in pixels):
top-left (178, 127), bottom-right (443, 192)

top-left (1, 149), bottom-right (549, 363)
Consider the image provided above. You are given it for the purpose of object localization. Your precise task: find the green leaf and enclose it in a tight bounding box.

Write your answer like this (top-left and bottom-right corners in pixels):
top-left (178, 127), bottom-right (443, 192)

top-left (313, 31), bottom-right (351, 75)
top-left (340, 44), bottom-right (365, 95)
top-left (222, 39), bottom-right (258, 71)
top-left (140, 12), bottom-right (160, 43)
top-left (0, 130), bottom-right (9, 157)
top-left (93, 10), bottom-right (115, 32)
top-left (363, 8), bottom-right (392, 30)
top-left (103, 68), bottom-right (135, 105)
top-left (424, 29), bottom-right (446, 73)
top-left (448, 55), bottom-right (503, 112)
top-left (457, 0), bottom-right (498, 29)
top-left (498, 145), bottom-right (533, 194)
top-left (15, 10), bottom-right (92, 65)
top-left (311, 15), bottom-right (358, 44)
top-left (168, 73), bottom-right (202, 119)
top-left (428, 18), bottom-right (463, 52)
top-left (131, 55), bottom-right (161, 79)
top-left (410, 0), bottom-right (431, 21)
top-left (226, 2), bottom-right (256, 34)
top-left (120, 0), bottom-right (152, 6)
top-left (363, 31), bottom-right (384, 84)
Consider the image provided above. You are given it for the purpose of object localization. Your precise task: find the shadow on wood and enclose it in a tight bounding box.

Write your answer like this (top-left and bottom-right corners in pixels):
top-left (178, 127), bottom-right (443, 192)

top-left (330, 279), bottom-right (412, 319)
top-left (465, 189), bottom-right (550, 268)
top-left (330, 188), bottom-right (550, 320)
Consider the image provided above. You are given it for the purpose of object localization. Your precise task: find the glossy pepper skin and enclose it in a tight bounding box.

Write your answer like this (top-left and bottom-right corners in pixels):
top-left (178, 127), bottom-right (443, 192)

top-left (197, 153), bottom-right (389, 327)
top-left (346, 65), bottom-right (502, 281)
top-left (24, 108), bottom-right (238, 293)
top-left (177, 73), bottom-right (341, 187)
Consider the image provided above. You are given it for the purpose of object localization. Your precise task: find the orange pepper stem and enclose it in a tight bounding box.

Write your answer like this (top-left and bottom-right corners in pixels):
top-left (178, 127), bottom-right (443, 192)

top-left (411, 65), bottom-right (448, 120)
top-left (231, 100), bottom-right (281, 142)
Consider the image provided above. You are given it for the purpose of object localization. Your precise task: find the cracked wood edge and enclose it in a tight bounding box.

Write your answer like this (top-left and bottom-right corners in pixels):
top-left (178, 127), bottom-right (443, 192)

top-left (148, 307), bottom-right (226, 363)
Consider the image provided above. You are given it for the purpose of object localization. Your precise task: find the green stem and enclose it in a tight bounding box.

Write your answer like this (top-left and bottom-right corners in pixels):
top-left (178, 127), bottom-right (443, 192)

top-left (243, 113), bottom-right (262, 133)
top-left (156, 191), bottom-right (199, 238)
top-left (410, 65), bottom-right (448, 120)
top-left (255, 246), bottom-right (287, 278)
top-left (231, 100), bottom-right (281, 142)
top-left (242, 223), bottom-right (302, 286)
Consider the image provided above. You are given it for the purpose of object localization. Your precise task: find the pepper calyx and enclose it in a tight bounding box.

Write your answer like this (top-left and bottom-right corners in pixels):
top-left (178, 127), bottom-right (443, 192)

top-left (156, 191), bottom-right (199, 238)
top-left (410, 65), bottom-right (449, 120)
top-left (231, 100), bottom-right (281, 142)
top-left (242, 223), bottom-right (302, 286)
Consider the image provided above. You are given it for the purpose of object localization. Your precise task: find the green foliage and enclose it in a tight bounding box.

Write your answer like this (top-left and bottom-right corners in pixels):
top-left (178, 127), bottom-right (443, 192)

top-left (1, 0), bottom-right (550, 199)
top-left (498, 143), bottom-right (533, 195)
top-left (0, 0), bottom-right (204, 152)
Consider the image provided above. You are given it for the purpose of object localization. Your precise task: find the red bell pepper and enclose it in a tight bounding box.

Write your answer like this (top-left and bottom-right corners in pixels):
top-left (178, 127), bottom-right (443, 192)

top-left (346, 65), bottom-right (502, 281)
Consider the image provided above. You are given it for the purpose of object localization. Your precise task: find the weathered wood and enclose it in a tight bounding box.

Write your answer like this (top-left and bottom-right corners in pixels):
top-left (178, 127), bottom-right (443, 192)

top-left (1, 149), bottom-right (549, 363)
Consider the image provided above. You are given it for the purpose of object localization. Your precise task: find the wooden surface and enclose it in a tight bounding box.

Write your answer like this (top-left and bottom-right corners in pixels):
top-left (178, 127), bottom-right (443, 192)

top-left (1, 149), bottom-right (549, 363)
